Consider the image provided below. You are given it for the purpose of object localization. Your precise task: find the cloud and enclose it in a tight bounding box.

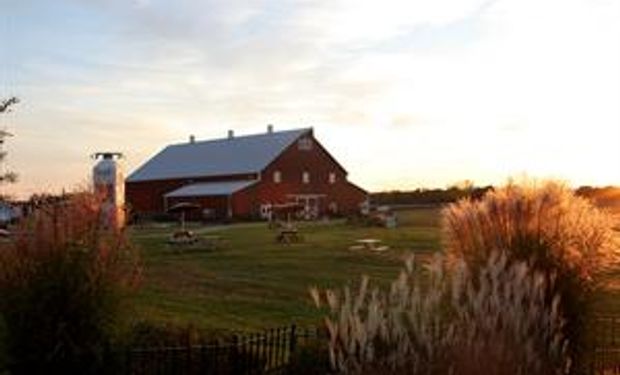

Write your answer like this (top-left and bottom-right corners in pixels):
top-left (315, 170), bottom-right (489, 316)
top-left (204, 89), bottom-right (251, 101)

top-left (3, 0), bottom-right (620, 197)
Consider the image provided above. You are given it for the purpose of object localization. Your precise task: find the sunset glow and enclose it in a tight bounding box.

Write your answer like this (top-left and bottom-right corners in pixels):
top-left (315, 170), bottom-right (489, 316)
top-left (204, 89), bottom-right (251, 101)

top-left (1, 0), bottom-right (619, 198)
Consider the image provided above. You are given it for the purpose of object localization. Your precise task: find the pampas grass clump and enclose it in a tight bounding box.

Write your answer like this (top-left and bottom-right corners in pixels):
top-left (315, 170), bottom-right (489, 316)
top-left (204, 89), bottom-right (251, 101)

top-left (442, 180), bottom-right (619, 284)
top-left (442, 180), bottom-right (620, 371)
top-left (311, 253), bottom-right (570, 375)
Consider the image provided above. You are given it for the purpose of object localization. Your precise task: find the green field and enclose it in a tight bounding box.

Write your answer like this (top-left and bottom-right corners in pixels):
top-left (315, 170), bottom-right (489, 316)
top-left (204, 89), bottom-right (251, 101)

top-left (129, 207), bottom-right (620, 331)
top-left (129, 208), bottom-right (442, 331)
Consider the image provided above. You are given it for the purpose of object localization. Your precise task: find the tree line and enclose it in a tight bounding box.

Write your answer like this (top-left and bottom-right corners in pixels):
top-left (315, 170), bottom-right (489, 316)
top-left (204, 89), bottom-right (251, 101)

top-left (371, 185), bottom-right (494, 206)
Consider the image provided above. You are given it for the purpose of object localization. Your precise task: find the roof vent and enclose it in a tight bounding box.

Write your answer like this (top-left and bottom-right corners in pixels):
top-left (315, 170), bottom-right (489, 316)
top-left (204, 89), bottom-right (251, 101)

top-left (228, 130), bottom-right (234, 139)
top-left (189, 135), bottom-right (195, 144)
top-left (92, 152), bottom-right (123, 160)
top-left (267, 124), bottom-right (274, 134)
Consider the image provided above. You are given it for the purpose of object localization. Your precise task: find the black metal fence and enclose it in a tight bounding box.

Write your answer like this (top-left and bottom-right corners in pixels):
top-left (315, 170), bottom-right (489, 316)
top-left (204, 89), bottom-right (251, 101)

top-left (120, 325), bottom-right (323, 375)
top-left (119, 319), bottom-right (620, 375)
top-left (591, 316), bottom-right (620, 374)
top-left (3, 320), bottom-right (620, 374)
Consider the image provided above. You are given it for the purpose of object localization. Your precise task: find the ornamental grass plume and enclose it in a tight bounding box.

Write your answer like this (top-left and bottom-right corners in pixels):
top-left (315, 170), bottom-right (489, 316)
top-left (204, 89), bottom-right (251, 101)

top-left (442, 180), bottom-right (619, 285)
top-left (311, 253), bottom-right (570, 375)
top-left (0, 192), bottom-right (141, 374)
top-left (441, 180), bottom-right (620, 372)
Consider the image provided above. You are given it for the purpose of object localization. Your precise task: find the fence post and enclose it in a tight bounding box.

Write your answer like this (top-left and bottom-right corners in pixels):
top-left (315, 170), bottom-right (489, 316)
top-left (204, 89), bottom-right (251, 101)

top-left (287, 325), bottom-right (298, 375)
top-left (124, 346), bottom-right (131, 375)
top-left (290, 324), bottom-right (297, 355)
top-left (231, 334), bottom-right (240, 375)
top-left (186, 335), bottom-right (193, 374)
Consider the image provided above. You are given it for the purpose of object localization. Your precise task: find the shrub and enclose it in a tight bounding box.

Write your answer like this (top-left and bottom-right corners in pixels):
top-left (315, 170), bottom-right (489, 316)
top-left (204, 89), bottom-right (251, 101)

top-left (441, 180), bottom-right (620, 370)
top-left (311, 253), bottom-right (570, 375)
top-left (0, 192), bottom-right (140, 374)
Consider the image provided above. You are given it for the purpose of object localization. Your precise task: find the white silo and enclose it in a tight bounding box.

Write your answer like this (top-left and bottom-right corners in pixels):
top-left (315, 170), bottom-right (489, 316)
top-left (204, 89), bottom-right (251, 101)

top-left (92, 152), bottom-right (125, 229)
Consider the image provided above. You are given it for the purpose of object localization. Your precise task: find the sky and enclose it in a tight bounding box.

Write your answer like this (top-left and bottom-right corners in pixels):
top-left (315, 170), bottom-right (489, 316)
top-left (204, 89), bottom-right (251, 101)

top-left (1, 0), bottom-right (619, 198)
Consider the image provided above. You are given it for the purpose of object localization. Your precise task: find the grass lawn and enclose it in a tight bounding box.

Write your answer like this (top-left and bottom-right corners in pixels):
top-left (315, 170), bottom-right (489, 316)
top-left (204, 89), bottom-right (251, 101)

top-left (128, 207), bottom-right (620, 332)
top-left (129, 208), bottom-right (442, 331)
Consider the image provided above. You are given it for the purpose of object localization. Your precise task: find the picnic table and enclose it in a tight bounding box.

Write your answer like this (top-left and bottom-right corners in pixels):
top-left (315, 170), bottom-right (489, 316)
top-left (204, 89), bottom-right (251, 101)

top-left (276, 227), bottom-right (302, 244)
top-left (168, 230), bottom-right (198, 245)
top-left (350, 238), bottom-right (389, 252)
top-left (167, 231), bottom-right (223, 251)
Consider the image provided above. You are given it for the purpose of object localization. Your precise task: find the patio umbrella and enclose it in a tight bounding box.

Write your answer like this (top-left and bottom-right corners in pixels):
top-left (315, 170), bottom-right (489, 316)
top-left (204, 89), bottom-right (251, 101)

top-left (167, 202), bottom-right (201, 231)
top-left (272, 203), bottom-right (304, 223)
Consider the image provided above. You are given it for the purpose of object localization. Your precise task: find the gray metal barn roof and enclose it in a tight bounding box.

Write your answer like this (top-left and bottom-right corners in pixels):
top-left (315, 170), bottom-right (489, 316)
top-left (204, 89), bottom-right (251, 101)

top-left (127, 128), bottom-right (311, 182)
top-left (164, 180), bottom-right (257, 198)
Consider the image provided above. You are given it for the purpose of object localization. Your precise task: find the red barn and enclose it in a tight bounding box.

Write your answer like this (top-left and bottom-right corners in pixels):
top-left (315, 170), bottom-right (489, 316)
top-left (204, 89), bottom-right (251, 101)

top-left (125, 127), bottom-right (367, 220)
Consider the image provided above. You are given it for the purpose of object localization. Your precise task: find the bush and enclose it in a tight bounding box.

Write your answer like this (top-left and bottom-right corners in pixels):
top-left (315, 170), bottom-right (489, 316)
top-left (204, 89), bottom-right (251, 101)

top-left (441, 180), bottom-right (620, 370)
top-left (0, 192), bottom-right (140, 374)
top-left (311, 253), bottom-right (570, 375)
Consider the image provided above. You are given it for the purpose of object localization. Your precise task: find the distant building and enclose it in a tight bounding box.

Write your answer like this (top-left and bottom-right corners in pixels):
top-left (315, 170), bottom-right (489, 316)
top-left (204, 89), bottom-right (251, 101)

top-left (125, 127), bottom-right (367, 220)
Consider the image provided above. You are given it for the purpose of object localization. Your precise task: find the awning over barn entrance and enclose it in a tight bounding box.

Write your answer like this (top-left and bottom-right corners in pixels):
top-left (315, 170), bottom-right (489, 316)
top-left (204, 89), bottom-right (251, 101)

top-left (164, 180), bottom-right (256, 219)
top-left (164, 180), bottom-right (256, 198)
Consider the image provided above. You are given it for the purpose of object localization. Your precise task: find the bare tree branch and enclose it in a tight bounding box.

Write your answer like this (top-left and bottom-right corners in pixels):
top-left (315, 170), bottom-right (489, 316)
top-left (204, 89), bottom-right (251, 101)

top-left (0, 97), bottom-right (19, 113)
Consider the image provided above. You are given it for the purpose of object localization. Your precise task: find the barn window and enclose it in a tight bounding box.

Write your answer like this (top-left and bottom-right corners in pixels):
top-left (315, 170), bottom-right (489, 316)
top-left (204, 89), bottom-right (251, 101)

top-left (273, 170), bottom-right (282, 183)
top-left (329, 172), bottom-right (336, 184)
top-left (298, 137), bottom-right (312, 150)
top-left (302, 171), bottom-right (310, 184)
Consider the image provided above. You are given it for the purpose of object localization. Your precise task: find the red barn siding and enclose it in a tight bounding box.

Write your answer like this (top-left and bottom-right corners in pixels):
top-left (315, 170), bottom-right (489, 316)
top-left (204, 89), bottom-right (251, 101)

top-left (245, 133), bottom-right (366, 217)
top-left (230, 185), bottom-right (259, 218)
